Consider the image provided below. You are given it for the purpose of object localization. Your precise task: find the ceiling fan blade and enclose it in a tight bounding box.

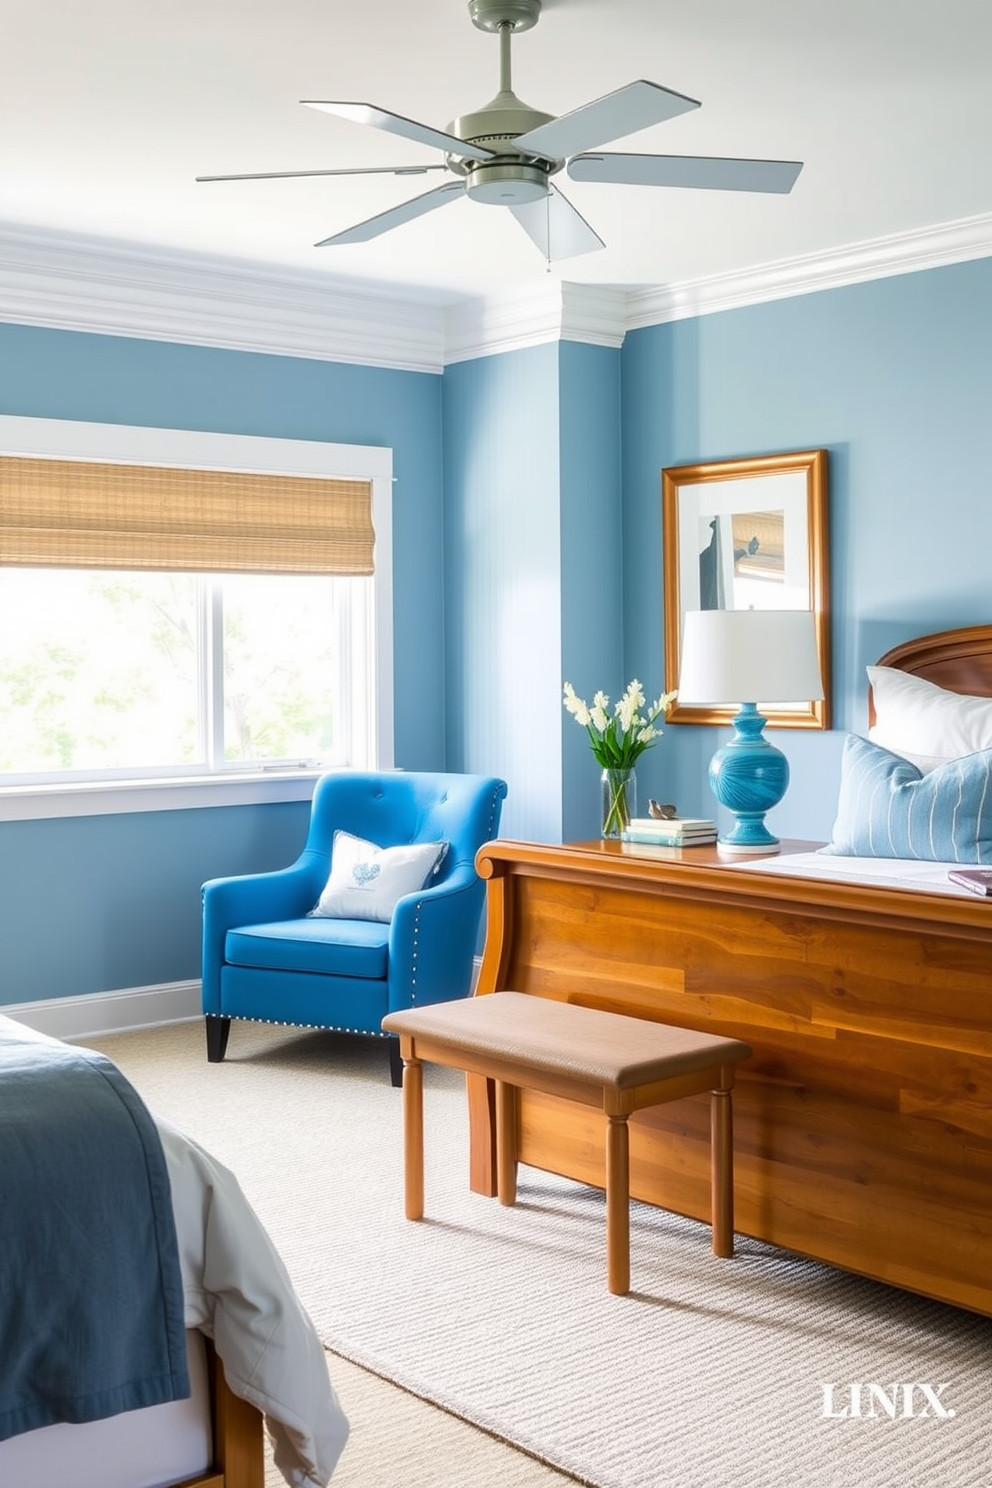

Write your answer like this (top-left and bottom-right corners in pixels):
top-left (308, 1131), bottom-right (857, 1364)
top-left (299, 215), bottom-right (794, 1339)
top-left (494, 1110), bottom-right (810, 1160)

top-left (509, 186), bottom-right (605, 262)
top-left (314, 180), bottom-right (464, 246)
top-left (197, 165), bottom-right (448, 183)
top-left (301, 101), bottom-right (496, 162)
top-left (514, 80), bottom-right (699, 161)
top-left (568, 152), bottom-right (803, 194)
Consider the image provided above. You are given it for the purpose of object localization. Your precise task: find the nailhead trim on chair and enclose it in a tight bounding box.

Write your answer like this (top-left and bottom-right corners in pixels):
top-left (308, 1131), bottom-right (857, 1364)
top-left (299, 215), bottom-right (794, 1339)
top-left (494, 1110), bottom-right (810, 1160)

top-left (410, 902), bottom-right (421, 1003)
top-left (406, 782), bottom-right (502, 1006)
top-left (221, 1014), bottom-right (392, 1038)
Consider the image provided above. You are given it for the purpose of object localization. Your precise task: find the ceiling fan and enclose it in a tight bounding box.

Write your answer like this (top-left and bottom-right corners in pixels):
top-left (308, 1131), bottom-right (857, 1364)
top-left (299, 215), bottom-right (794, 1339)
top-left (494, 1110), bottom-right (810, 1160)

top-left (197, 0), bottom-right (803, 264)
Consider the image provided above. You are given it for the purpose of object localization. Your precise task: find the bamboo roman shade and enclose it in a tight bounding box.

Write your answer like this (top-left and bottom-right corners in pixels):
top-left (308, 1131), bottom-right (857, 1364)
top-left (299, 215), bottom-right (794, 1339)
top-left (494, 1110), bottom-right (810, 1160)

top-left (0, 456), bottom-right (375, 575)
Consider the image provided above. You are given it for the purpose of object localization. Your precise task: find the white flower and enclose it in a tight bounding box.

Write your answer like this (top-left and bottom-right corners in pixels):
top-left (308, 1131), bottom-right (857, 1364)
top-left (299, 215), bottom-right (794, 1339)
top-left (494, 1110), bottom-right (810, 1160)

top-left (562, 682), bottom-right (592, 727)
top-left (616, 680), bottom-right (644, 733)
top-left (590, 692), bottom-right (610, 731)
top-left (563, 677), bottom-right (676, 770)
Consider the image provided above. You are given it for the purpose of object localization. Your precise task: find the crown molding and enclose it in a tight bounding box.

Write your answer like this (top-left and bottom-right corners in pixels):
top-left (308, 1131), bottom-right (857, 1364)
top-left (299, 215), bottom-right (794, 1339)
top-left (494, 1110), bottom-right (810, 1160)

top-left (1, 210), bottom-right (990, 373)
top-left (626, 210), bottom-right (992, 330)
top-left (0, 222), bottom-right (449, 373)
top-left (443, 280), bottom-right (628, 364)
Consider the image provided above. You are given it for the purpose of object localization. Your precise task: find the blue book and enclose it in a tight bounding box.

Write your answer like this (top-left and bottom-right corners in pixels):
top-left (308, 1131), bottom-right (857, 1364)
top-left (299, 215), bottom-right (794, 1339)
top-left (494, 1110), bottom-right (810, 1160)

top-left (621, 828), bottom-right (717, 846)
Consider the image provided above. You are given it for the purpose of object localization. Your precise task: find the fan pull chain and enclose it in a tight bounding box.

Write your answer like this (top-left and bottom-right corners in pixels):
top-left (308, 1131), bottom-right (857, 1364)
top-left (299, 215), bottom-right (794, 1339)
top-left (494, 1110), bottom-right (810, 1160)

top-left (547, 188), bottom-right (556, 273)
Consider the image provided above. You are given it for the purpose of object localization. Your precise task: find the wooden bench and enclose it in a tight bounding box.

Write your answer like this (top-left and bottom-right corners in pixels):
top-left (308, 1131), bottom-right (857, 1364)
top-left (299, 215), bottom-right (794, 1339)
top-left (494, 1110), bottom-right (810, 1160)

top-left (382, 992), bottom-right (752, 1295)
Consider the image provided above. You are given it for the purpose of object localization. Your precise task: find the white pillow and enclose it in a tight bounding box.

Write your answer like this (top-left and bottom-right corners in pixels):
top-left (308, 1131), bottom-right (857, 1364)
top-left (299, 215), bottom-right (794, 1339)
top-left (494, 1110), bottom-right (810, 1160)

top-left (310, 831), bottom-right (447, 923)
top-left (867, 665), bottom-right (992, 773)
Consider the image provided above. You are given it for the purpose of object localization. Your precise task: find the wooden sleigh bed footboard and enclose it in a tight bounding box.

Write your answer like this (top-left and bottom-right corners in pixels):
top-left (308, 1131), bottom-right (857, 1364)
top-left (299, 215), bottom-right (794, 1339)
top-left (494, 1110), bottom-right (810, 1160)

top-left (468, 623), bottom-right (992, 1317)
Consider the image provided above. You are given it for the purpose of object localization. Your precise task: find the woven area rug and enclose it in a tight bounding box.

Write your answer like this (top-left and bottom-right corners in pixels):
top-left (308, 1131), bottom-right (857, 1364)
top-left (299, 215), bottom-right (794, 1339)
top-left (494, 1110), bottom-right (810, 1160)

top-left (88, 1019), bottom-right (992, 1488)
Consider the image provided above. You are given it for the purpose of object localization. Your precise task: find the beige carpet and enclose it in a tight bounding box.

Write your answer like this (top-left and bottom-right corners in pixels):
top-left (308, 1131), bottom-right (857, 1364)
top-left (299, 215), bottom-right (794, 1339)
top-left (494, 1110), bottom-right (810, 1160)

top-left (86, 1019), bottom-right (992, 1488)
top-left (268, 1353), bottom-right (581, 1488)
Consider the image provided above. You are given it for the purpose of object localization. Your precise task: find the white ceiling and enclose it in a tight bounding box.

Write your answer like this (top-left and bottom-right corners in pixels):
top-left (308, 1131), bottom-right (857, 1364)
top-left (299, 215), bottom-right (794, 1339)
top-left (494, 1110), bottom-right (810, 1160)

top-left (4, 0), bottom-right (992, 312)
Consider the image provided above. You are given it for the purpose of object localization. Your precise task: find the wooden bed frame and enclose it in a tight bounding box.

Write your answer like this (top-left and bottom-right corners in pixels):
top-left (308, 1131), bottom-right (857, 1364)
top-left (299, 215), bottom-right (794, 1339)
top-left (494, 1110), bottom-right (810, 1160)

top-left (188, 1343), bottom-right (263, 1488)
top-left (468, 623), bottom-right (992, 1316)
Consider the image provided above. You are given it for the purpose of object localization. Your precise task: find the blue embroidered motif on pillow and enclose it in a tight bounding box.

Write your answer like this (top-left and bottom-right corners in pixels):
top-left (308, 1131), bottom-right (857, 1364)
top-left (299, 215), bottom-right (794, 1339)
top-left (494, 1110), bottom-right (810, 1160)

top-left (310, 830), bottom-right (448, 922)
top-left (821, 735), bottom-right (992, 862)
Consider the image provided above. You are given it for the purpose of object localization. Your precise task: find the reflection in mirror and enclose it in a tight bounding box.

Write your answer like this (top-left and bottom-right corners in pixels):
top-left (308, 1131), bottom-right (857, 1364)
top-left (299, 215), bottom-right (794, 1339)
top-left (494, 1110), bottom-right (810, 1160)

top-left (663, 450), bottom-right (830, 729)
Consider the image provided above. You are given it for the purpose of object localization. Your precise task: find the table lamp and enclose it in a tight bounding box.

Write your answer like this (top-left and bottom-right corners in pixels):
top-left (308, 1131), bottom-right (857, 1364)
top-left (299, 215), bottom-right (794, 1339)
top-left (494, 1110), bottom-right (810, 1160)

top-left (677, 608), bottom-right (824, 854)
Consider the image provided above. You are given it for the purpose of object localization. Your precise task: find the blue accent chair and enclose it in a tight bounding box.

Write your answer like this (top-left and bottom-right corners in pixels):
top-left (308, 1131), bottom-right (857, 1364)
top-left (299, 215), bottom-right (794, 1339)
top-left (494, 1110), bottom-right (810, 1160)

top-left (201, 770), bottom-right (507, 1084)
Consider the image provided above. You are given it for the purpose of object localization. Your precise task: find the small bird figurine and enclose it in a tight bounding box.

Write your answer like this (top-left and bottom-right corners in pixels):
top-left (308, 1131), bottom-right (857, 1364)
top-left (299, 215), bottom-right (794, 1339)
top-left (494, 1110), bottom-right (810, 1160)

top-left (648, 799), bottom-right (678, 820)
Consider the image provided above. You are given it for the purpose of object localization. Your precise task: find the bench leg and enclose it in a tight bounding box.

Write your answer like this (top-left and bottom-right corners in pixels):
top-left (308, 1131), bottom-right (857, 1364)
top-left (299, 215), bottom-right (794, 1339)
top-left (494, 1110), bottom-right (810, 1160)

top-left (495, 1080), bottom-right (518, 1206)
top-left (605, 1114), bottom-right (631, 1296)
top-left (710, 1084), bottom-right (734, 1257)
top-left (402, 1053), bottom-right (424, 1221)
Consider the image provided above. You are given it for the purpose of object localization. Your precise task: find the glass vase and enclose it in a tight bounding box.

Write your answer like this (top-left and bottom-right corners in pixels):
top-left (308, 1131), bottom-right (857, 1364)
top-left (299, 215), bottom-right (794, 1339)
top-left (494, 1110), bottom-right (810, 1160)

top-left (601, 766), bottom-right (636, 838)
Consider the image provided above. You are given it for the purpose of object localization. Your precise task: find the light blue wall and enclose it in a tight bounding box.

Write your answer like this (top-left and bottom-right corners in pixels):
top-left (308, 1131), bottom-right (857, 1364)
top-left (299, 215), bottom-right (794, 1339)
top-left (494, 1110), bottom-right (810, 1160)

top-left (0, 322), bottom-right (445, 1003)
top-left (441, 339), bottom-right (624, 845)
top-left (1, 803), bottom-right (309, 1001)
top-left (558, 340), bottom-right (624, 842)
top-left (621, 256), bottom-right (992, 841)
top-left (442, 343), bottom-right (562, 843)
top-left (5, 252), bottom-right (992, 1004)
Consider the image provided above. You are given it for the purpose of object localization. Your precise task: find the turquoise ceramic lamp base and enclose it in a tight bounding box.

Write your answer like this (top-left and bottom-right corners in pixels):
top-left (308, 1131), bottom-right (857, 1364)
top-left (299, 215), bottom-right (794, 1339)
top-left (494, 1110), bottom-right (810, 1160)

top-left (708, 702), bottom-right (789, 854)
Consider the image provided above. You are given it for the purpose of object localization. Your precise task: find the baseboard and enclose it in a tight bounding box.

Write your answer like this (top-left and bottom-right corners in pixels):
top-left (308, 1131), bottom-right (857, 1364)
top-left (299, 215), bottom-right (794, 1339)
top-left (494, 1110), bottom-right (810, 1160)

top-left (3, 958), bottom-right (484, 1043)
top-left (2, 980), bottom-right (202, 1041)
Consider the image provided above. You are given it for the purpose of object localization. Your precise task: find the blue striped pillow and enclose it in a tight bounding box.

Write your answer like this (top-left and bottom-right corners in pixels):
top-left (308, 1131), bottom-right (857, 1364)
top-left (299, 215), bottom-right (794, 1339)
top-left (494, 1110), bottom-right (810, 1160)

top-left (822, 735), bottom-right (992, 862)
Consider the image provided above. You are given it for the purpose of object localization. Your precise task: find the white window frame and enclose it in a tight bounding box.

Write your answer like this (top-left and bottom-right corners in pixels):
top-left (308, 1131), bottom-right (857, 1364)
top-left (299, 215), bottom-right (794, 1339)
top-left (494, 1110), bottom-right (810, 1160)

top-left (0, 415), bottom-right (394, 821)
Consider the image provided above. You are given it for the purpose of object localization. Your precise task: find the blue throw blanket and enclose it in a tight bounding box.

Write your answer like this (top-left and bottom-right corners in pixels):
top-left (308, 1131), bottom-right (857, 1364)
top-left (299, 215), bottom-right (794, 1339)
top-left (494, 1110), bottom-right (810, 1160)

top-left (0, 1017), bottom-right (190, 1440)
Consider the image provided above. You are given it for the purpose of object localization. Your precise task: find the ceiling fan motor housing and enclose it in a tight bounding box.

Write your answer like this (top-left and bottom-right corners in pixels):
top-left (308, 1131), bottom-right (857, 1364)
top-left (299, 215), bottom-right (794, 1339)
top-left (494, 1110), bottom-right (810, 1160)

top-left (447, 93), bottom-right (559, 201)
top-left (464, 161), bottom-right (548, 203)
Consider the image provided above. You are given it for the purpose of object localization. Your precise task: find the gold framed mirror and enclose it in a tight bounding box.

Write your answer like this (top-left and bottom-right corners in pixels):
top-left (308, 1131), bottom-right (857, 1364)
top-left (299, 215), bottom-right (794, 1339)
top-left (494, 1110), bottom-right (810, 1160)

top-left (662, 448), bottom-right (830, 729)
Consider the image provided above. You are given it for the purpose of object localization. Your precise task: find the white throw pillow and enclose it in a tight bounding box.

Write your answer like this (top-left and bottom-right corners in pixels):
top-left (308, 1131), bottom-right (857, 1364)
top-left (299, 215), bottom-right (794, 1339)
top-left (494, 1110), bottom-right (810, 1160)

top-left (867, 665), bottom-right (992, 773)
top-left (310, 831), bottom-right (448, 923)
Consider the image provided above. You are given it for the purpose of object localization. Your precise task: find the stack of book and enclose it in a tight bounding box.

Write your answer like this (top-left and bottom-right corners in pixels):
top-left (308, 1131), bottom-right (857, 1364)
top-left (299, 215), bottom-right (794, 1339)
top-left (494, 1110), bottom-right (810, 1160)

top-left (620, 816), bottom-right (718, 847)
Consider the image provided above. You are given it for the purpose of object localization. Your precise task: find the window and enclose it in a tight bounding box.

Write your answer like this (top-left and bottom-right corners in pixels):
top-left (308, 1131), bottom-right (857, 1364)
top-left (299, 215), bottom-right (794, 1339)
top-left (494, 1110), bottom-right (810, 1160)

top-left (0, 417), bottom-right (394, 816)
top-left (0, 569), bottom-right (374, 780)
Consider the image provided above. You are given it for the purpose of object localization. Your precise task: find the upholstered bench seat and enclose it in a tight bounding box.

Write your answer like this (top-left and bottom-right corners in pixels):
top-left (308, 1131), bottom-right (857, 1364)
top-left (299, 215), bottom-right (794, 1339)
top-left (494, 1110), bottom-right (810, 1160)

top-left (382, 991), bottom-right (752, 1295)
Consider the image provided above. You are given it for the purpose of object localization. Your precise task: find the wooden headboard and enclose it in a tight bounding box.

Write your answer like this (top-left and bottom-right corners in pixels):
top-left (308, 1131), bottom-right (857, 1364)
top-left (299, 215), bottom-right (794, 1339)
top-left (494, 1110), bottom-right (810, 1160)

top-left (869, 622), bottom-right (992, 725)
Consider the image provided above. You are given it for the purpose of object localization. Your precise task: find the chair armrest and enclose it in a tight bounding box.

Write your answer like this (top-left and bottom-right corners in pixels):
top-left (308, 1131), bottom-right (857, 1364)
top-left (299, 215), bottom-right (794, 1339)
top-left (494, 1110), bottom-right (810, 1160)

top-left (201, 861), bottom-right (322, 1014)
top-left (202, 862), bottom-right (319, 928)
top-left (386, 868), bottom-right (484, 1014)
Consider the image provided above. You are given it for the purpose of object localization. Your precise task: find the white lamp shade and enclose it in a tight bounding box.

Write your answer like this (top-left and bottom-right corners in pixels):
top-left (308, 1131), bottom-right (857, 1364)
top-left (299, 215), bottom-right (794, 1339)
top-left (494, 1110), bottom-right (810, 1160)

top-left (678, 608), bottom-right (824, 706)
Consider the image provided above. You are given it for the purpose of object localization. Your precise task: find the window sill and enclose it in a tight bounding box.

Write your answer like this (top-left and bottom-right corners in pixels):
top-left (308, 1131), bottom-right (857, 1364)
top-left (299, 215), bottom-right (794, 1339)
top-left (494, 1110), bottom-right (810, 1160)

top-left (0, 771), bottom-right (322, 821)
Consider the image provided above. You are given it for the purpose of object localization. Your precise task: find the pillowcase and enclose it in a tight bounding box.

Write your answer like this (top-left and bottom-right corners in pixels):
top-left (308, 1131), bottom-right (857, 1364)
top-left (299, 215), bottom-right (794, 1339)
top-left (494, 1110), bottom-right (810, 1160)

top-left (867, 665), bottom-right (992, 773)
top-left (310, 831), bottom-right (448, 922)
top-left (821, 734), bottom-right (992, 862)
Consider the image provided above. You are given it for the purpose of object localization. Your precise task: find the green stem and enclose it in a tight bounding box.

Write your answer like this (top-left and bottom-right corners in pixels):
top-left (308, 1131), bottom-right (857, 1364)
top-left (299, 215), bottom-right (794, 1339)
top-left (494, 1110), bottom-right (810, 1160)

top-left (603, 770), bottom-right (633, 835)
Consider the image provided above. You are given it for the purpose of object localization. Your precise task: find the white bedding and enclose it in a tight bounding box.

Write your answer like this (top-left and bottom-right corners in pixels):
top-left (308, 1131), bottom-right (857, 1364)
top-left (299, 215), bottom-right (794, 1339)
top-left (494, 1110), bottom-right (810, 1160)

top-left (730, 849), bottom-right (980, 895)
top-left (158, 1115), bottom-right (350, 1488)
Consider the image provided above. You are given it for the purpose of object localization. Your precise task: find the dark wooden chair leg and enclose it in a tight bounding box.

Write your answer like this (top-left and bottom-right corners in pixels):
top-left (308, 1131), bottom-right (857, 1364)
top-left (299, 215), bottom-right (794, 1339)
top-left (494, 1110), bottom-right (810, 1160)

top-left (388, 1036), bottom-right (404, 1088)
top-left (206, 1015), bottom-right (232, 1063)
